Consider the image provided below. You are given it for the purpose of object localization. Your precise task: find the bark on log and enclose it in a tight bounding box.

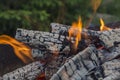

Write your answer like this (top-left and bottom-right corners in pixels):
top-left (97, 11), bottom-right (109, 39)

top-left (2, 61), bottom-right (43, 80)
top-left (50, 45), bottom-right (104, 80)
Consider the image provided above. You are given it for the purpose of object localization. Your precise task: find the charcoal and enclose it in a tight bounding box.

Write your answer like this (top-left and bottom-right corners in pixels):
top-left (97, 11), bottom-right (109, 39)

top-left (2, 61), bottom-right (43, 80)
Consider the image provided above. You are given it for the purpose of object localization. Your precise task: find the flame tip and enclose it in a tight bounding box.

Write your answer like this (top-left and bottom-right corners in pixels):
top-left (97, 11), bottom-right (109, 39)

top-left (100, 18), bottom-right (111, 31)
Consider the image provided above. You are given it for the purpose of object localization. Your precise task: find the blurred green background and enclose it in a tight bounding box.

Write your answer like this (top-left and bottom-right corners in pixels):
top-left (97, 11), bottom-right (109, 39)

top-left (0, 0), bottom-right (120, 36)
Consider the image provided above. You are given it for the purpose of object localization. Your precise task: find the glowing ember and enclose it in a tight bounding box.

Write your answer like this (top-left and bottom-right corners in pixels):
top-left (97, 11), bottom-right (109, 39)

top-left (36, 72), bottom-right (46, 80)
top-left (100, 18), bottom-right (111, 31)
top-left (68, 16), bottom-right (82, 49)
top-left (0, 35), bottom-right (34, 63)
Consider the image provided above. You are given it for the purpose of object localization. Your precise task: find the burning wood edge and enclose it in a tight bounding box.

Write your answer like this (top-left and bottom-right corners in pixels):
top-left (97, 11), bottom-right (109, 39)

top-left (1, 61), bottom-right (43, 80)
top-left (50, 45), bottom-right (104, 80)
top-left (50, 23), bottom-right (120, 48)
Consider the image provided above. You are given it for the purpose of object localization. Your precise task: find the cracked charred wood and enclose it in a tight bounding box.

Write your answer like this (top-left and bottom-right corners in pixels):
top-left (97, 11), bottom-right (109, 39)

top-left (103, 46), bottom-right (120, 61)
top-left (102, 59), bottom-right (120, 77)
top-left (50, 45), bottom-right (104, 80)
top-left (103, 71), bottom-right (120, 80)
top-left (2, 61), bottom-right (43, 80)
top-left (50, 23), bottom-right (70, 35)
top-left (15, 28), bottom-right (71, 55)
top-left (102, 59), bottom-right (120, 80)
top-left (83, 29), bottom-right (120, 48)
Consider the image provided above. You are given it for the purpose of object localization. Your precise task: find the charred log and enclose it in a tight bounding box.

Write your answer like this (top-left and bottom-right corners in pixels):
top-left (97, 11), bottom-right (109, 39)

top-left (15, 28), bottom-right (70, 51)
top-left (50, 45), bottom-right (104, 80)
top-left (83, 29), bottom-right (120, 48)
top-left (51, 23), bottom-right (120, 48)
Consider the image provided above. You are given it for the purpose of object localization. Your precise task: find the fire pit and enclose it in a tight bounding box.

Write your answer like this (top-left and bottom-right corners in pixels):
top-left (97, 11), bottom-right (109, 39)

top-left (0, 18), bottom-right (120, 80)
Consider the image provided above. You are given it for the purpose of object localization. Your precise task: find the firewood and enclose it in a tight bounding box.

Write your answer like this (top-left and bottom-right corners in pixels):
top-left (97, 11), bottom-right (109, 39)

top-left (50, 45), bottom-right (104, 80)
top-left (83, 29), bottom-right (120, 48)
top-left (103, 59), bottom-right (120, 76)
top-left (103, 46), bottom-right (120, 61)
top-left (50, 23), bottom-right (70, 34)
top-left (103, 71), bottom-right (120, 80)
top-left (51, 23), bottom-right (120, 48)
top-left (15, 28), bottom-right (70, 53)
top-left (2, 61), bottom-right (43, 80)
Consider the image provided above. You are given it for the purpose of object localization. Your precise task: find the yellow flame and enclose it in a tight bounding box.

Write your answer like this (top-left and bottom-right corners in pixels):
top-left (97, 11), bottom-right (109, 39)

top-left (0, 35), bottom-right (34, 63)
top-left (91, 0), bottom-right (102, 12)
top-left (100, 18), bottom-right (111, 31)
top-left (68, 16), bottom-right (82, 49)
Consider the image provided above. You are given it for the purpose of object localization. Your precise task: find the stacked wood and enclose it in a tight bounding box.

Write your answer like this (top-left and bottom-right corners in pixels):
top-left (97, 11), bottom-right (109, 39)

top-left (12, 23), bottom-right (120, 80)
top-left (50, 45), bottom-right (120, 80)
top-left (1, 61), bottom-right (43, 80)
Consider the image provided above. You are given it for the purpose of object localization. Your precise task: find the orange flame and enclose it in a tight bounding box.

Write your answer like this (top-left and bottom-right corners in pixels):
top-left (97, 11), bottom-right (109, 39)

top-left (100, 18), bottom-right (111, 31)
top-left (0, 35), bottom-right (34, 63)
top-left (68, 16), bottom-right (82, 49)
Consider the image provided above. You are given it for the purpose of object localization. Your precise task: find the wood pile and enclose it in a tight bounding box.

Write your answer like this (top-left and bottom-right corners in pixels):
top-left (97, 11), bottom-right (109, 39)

top-left (0, 22), bottom-right (120, 80)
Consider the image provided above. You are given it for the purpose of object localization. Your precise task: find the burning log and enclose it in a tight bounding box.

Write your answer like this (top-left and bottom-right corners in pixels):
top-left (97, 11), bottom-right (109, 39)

top-left (50, 23), bottom-right (120, 48)
top-left (2, 61), bottom-right (43, 80)
top-left (50, 45), bottom-right (104, 80)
